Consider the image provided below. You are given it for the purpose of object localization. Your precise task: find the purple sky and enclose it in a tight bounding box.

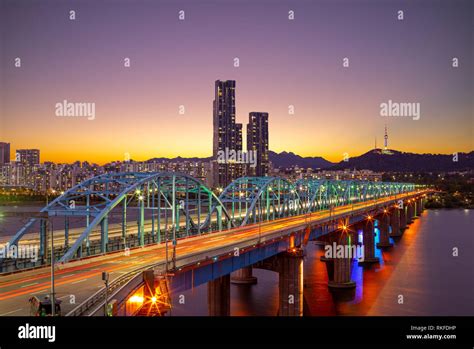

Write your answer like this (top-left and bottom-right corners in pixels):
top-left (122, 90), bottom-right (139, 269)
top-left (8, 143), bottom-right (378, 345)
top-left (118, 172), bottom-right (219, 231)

top-left (1, 0), bottom-right (472, 163)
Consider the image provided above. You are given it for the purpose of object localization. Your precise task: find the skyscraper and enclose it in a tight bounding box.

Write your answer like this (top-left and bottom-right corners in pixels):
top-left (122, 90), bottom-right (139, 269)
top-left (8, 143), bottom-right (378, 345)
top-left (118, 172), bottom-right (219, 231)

top-left (247, 112), bottom-right (269, 177)
top-left (16, 149), bottom-right (40, 166)
top-left (0, 142), bottom-right (10, 165)
top-left (212, 80), bottom-right (243, 187)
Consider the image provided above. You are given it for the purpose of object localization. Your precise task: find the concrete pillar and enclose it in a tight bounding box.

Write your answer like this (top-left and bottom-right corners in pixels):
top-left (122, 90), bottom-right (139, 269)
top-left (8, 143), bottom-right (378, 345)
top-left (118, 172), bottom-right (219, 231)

top-left (320, 230), bottom-right (340, 283)
top-left (279, 249), bottom-right (304, 316)
top-left (376, 214), bottom-right (393, 248)
top-left (328, 231), bottom-right (356, 289)
top-left (407, 202), bottom-right (414, 223)
top-left (320, 256), bottom-right (334, 283)
top-left (208, 275), bottom-right (230, 316)
top-left (399, 205), bottom-right (407, 231)
top-left (359, 220), bottom-right (379, 265)
top-left (231, 266), bottom-right (257, 285)
top-left (417, 198), bottom-right (423, 215)
top-left (390, 209), bottom-right (401, 237)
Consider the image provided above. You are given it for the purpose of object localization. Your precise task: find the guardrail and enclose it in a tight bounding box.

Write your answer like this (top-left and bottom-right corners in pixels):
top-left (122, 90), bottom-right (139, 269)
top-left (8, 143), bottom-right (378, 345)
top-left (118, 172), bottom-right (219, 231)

top-left (66, 263), bottom-right (160, 316)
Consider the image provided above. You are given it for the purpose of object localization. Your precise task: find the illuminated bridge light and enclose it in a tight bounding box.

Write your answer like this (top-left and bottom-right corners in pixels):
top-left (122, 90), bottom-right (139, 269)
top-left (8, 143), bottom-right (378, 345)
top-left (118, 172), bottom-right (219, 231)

top-left (129, 295), bottom-right (144, 304)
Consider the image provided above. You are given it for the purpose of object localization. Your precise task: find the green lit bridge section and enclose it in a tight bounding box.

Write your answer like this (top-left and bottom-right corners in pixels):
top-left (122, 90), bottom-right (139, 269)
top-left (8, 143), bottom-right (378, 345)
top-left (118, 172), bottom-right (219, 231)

top-left (6, 172), bottom-right (421, 264)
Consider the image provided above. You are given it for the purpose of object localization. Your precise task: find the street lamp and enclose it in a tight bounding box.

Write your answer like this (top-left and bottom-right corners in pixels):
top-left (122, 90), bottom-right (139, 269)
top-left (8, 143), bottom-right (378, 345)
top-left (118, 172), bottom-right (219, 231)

top-left (165, 225), bottom-right (169, 272)
top-left (102, 271), bottom-right (109, 316)
top-left (172, 223), bottom-right (177, 270)
top-left (49, 219), bottom-right (56, 316)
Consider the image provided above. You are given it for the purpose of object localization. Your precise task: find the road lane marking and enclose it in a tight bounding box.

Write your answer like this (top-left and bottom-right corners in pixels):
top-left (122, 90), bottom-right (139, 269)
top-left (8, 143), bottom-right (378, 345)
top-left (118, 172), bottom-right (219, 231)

top-left (71, 278), bottom-right (88, 284)
top-left (20, 282), bottom-right (39, 288)
top-left (31, 289), bottom-right (48, 295)
top-left (0, 308), bottom-right (23, 316)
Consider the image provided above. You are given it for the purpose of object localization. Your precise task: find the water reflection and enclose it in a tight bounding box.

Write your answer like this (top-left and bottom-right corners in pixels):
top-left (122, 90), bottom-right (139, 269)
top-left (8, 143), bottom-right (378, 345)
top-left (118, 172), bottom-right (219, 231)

top-left (168, 210), bottom-right (474, 316)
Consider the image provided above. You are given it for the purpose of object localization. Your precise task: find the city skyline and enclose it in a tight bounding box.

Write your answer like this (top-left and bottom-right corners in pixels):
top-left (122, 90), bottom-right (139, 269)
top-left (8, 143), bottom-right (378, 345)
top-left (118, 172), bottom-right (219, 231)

top-left (1, 0), bottom-right (472, 164)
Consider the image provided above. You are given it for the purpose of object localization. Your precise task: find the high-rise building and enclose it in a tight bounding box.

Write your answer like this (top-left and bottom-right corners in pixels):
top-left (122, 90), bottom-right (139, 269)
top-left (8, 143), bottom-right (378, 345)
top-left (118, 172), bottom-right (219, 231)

top-left (0, 142), bottom-right (10, 165)
top-left (247, 112), bottom-right (269, 177)
top-left (212, 80), bottom-right (243, 187)
top-left (16, 149), bottom-right (40, 166)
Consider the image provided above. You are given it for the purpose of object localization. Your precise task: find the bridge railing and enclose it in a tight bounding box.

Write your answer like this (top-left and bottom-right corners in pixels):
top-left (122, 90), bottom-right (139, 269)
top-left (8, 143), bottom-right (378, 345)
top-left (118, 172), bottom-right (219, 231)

top-left (65, 263), bottom-right (159, 316)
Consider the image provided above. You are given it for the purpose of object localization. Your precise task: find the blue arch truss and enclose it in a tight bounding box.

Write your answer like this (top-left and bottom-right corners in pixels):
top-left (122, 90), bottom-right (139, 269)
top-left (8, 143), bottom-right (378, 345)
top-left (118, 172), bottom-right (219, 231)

top-left (8, 172), bottom-right (419, 263)
top-left (9, 172), bottom-right (233, 263)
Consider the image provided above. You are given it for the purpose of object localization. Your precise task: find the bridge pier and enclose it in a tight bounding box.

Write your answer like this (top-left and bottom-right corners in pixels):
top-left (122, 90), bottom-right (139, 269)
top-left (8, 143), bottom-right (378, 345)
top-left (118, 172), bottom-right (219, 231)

top-left (359, 219), bottom-right (379, 265)
top-left (231, 266), bottom-right (257, 285)
top-left (407, 201), bottom-right (414, 223)
top-left (278, 249), bottom-right (304, 316)
top-left (208, 275), bottom-right (230, 316)
top-left (376, 213), bottom-right (393, 249)
top-left (390, 209), bottom-right (401, 237)
top-left (327, 230), bottom-right (356, 289)
top-left (412, 200), bottom-right (417, 219)
top-left (417, 197), bottom-right (423, 215)
top-left (399, 206), bottom-right (407, 232)
top-left (320, 231), bottom-right (338, 284)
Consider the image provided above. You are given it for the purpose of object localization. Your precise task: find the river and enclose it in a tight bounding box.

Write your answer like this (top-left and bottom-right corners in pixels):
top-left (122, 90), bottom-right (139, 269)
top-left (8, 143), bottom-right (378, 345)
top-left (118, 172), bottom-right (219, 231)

top-left (168, 209), bottom-right (474, 316)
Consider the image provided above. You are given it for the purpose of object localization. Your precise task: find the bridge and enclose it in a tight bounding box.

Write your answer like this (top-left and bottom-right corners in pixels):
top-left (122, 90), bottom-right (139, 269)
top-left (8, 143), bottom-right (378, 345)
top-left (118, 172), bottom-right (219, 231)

top-left (0, 172), bottom-right (431, 316)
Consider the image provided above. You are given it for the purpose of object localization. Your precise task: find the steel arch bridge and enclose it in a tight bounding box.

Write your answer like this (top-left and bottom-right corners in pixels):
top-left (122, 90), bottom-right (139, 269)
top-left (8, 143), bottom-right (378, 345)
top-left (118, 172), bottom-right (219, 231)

top-left (211, 176), bottom-right (302, 227)
top-left (9, 172), bottom-right (234, 263)
top-left (295, 179), bottom-right (416, 213)
top-left (8, 172), bottom-right (418, 264)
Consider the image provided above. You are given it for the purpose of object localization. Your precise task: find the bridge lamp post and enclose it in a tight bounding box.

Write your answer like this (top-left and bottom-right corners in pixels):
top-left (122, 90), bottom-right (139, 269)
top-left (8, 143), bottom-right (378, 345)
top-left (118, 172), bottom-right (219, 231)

top-left (102, 271), bottom-right (109, 316)
top-left (165, 225), bottom-right (170, 273)
top-left (172, 222), bottom-right (177, 270)
top-left (49, 219), bottom-right (56, 317)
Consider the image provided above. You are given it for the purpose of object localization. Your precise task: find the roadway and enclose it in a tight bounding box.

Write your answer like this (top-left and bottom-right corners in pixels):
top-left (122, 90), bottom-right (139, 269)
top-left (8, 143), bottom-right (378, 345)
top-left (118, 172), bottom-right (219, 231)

top-left (0, 191), bottom-right (425, 316)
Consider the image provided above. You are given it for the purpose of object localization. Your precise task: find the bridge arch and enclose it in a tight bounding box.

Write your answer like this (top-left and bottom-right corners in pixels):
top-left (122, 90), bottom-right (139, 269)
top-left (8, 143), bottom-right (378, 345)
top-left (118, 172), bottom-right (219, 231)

top-left (9, 172), bottom-right (233, 263)
top-left (213, 176), bottom-right (303, 227)
top-left (295, 179), bottom-right (417, 213)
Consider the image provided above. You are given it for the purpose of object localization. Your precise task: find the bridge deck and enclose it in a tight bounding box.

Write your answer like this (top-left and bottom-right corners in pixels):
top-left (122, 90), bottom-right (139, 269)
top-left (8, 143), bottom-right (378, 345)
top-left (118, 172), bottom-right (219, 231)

top-left (0, 190), bottom-right (427, 316)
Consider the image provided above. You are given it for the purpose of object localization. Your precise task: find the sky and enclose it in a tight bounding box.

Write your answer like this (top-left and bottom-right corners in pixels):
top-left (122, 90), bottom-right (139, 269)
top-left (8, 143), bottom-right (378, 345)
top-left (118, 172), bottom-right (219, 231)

top-left (1, 0), bottom-right (472, 164)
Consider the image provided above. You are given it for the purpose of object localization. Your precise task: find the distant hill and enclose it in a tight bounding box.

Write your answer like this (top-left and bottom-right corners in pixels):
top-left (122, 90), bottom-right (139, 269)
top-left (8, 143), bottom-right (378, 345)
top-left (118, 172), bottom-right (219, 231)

top-left (143, 149), bottom-right (474, 172)
top-left (144, 151), bottom-right (335, 169)
top-left (269, 151), bottom-right (334, 169)
top-left (330, 149), bottom-right (474, 172)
